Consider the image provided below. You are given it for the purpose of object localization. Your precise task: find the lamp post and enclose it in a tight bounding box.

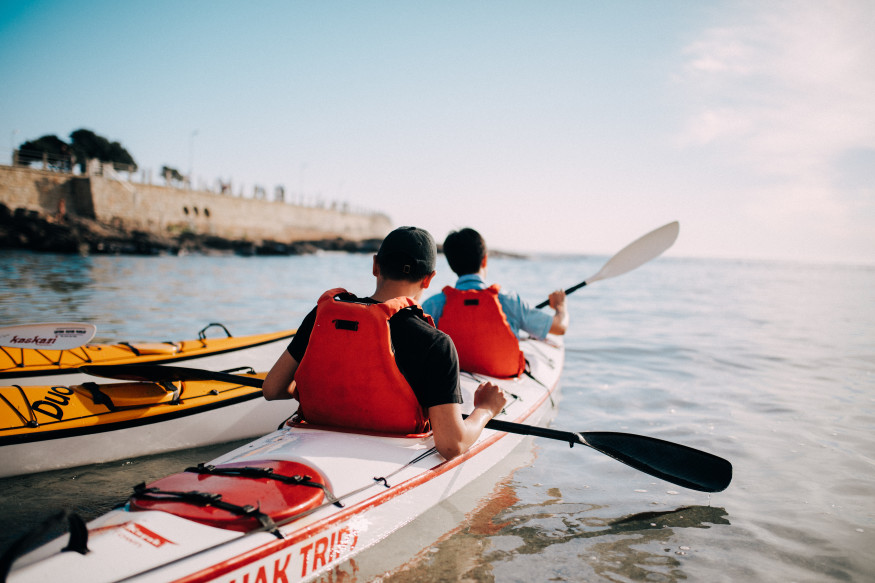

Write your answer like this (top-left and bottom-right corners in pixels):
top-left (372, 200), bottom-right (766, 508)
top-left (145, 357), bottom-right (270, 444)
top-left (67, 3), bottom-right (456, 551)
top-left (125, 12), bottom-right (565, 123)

top-left (299, 162), bottom-right (307, 204)
top-left (189, 129), bottom-right (199, 189)
top-left (10, 129), bottom-right (19, 165)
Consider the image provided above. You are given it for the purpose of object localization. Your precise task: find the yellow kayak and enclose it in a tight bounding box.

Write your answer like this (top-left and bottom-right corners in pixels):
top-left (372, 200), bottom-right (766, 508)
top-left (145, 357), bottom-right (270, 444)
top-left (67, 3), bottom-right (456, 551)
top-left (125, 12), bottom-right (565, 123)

top-left (0, 372), bottom-right (293, 477)
top-left (0, 323), bottom-right (294, 386)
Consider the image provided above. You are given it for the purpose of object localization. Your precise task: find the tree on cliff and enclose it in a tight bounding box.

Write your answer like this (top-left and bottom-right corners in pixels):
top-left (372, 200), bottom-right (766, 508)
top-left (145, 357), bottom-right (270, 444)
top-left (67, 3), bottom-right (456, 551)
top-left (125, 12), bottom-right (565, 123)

top-left (17, 135), bottom-right (74, 171)
top-left (162, 165), bottom-right (184, 185)
top-left (16, 129), bottom-right (137, 173)
top-left (69, 129), bottom-right (137, 173)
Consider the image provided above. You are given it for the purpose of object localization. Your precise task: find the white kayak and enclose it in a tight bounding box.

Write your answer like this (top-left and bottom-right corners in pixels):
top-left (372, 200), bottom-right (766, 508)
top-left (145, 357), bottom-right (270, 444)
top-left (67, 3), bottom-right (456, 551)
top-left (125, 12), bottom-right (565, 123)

top-left (4, 337), bottom-right (565, 583)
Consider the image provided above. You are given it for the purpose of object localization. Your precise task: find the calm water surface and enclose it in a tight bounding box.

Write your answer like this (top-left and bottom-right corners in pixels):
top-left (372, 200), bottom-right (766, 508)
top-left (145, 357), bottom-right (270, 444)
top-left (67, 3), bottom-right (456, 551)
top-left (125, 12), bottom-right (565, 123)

top-left (1, 250), bottom-right (873, 582)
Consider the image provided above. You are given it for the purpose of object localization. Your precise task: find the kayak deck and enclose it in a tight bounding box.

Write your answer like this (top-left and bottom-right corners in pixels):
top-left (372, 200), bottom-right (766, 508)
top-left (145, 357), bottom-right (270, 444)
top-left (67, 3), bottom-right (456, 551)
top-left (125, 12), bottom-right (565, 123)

top-left (0, 324), bottom-right (295, 382)
top-left (0, 374), bottom-right (268, 444)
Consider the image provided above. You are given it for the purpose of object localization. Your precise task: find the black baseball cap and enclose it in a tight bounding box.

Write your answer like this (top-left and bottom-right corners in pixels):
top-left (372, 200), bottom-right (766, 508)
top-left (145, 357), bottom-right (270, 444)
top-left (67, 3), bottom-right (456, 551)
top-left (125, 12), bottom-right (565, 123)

top-left (376, 226), bottom-right (436, 279)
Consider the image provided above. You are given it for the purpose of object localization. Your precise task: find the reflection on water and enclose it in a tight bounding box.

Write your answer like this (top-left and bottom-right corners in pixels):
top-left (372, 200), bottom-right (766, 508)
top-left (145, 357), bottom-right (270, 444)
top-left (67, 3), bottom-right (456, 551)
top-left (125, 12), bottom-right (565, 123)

top-left (375, 473), bottom-right (729, 583)
top-left (609, 505), bottom-right (729, 530)
top-left (0, 253), bottom-right (93, 313)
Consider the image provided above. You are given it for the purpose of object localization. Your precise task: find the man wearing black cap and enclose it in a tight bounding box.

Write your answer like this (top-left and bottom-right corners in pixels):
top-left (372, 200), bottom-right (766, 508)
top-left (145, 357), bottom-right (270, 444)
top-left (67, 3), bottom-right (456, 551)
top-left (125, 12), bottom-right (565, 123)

top-left (263, 226), bottom-right (508, 460)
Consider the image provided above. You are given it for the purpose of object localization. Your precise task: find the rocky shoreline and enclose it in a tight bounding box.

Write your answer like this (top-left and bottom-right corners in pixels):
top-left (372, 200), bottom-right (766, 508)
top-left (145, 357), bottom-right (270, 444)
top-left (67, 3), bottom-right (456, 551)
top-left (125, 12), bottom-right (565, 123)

top-left (0, 203), bottom-right (382, 256)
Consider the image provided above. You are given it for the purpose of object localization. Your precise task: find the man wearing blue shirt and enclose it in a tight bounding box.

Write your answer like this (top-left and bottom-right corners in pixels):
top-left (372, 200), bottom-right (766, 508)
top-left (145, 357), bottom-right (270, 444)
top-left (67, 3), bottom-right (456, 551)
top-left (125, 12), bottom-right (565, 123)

top-left (422, 228), bottom-right (568, 340)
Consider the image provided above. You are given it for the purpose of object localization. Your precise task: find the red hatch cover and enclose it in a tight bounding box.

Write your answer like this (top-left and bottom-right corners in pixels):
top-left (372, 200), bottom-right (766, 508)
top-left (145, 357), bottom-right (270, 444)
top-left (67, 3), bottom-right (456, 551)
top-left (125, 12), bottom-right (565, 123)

top-left (130, 460), bottom-right (329, 532)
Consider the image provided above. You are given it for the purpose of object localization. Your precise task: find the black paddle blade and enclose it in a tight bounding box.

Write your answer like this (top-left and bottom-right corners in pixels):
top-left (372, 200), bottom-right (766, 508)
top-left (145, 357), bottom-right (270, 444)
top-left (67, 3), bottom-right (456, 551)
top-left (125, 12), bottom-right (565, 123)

top-left (80, 364), bottom-right (265, 389)
top-left (580, 431), bottom-right (732, 493)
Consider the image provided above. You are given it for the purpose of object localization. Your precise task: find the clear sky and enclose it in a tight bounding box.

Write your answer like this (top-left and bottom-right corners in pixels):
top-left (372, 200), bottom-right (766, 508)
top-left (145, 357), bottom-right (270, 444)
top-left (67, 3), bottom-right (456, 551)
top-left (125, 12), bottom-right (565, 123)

top-left (2, 1), bottom-right (873, 264)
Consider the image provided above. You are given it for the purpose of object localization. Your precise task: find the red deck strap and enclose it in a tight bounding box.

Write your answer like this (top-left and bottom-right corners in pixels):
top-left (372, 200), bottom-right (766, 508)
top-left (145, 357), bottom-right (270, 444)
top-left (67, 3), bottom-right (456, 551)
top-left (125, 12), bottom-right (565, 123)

top-left (129, 460), bottom-right (330, 532)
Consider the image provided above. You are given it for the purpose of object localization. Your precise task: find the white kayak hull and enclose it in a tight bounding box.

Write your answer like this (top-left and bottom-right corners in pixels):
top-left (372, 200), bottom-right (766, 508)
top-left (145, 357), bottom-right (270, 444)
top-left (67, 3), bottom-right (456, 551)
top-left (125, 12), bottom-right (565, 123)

top-left (6, 337), bottom-right (564, 583)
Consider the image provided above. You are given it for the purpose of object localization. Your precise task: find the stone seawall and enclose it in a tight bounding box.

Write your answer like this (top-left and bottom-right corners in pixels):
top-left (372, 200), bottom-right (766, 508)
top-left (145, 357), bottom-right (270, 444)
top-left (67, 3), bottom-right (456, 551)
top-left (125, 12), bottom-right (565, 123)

top-left (0, 165), bottom-right (392, 243)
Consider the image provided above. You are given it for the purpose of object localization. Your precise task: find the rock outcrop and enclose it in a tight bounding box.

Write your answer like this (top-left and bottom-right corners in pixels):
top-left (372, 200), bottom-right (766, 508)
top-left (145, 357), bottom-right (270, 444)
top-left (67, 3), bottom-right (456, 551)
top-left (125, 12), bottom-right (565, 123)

top-left (0, 203), bottom-right (382, 256)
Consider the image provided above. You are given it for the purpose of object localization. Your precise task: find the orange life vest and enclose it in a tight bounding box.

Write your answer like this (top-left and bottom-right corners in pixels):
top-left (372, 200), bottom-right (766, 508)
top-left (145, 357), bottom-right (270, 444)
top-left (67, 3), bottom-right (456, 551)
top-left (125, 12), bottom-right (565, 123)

top-left (438, 285), bottom-right (526, 378)
top-left (294, 288), bottom-right (430, 434)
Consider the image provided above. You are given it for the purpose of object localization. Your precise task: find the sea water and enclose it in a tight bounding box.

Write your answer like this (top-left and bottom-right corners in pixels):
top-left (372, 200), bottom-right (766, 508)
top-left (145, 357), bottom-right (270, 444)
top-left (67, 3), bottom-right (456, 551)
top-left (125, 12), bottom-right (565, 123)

top-left (0, 250), bottom-right (873, 582)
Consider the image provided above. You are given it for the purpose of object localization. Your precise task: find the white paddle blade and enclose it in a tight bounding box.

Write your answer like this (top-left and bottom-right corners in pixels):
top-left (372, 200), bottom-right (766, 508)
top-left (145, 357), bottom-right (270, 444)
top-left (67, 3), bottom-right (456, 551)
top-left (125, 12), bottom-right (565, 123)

top-left (0, 322), bottom-right (97, 350)
top-left (588, 221), bottom-right (679, 284)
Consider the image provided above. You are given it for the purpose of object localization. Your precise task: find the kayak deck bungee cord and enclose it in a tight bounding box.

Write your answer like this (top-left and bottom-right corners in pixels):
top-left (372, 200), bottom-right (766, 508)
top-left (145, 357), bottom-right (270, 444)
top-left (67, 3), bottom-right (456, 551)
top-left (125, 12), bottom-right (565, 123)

top-left (0, 322), bottom-right (295, 387)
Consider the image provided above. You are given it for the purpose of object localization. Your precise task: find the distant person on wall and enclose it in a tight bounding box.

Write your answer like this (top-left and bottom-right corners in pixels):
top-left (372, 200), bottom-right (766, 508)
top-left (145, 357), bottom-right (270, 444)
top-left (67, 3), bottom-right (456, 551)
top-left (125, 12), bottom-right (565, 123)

top-left (262, 226), bottom-right (508, 461)
top-left (422, 228), bottom-right (568, 378)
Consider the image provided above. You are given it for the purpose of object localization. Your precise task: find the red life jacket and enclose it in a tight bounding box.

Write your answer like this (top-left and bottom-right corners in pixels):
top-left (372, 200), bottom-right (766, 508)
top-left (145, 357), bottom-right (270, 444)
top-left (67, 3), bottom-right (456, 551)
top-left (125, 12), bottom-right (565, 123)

top-left (294, 288), bottom-right (431, 435)
top-left (438, 285), bottom-right (526, 378)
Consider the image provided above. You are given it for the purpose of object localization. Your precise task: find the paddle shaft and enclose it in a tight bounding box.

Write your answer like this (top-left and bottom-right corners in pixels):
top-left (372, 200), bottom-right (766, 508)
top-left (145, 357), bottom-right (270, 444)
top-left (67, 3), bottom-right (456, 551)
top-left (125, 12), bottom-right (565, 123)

top-left (472, 415), bottom-right (732, 493)
top-left (480, 416), bottom-right (580, 442)
top-left (535, 281), bottom-right (588, 309)
top-left (534, 221), bottom-right (679, 309)
top-left (80, 365), bottom-right (266, 389)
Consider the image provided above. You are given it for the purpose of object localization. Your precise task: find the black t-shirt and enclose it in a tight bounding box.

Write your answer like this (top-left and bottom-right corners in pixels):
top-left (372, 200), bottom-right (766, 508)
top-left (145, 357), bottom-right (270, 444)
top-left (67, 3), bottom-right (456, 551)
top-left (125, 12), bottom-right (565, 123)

top-left (287, 298), bottom-right (462, 409)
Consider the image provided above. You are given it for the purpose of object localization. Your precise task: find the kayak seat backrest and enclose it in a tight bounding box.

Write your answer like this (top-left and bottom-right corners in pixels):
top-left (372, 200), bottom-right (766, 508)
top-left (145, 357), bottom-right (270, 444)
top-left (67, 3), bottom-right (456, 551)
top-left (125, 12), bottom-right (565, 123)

top-left (99, 382), bottom-right (178, 408)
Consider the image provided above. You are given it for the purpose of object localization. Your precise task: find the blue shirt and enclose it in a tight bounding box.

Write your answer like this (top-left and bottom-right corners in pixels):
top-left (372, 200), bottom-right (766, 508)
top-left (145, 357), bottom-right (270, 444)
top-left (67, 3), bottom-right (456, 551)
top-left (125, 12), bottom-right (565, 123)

top-left (421, 274), bottom-right (553, 340)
